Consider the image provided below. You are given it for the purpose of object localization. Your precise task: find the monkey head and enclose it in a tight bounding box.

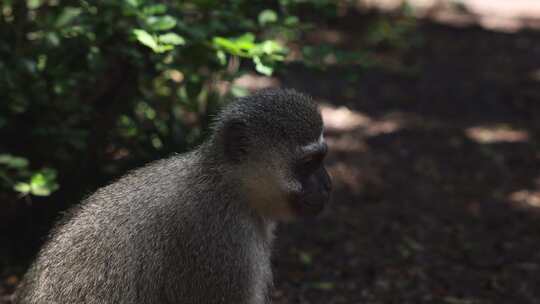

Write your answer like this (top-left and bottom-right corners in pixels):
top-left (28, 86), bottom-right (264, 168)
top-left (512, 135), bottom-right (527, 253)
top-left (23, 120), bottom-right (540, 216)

top-left (212, 89), bottom-right (332, 220)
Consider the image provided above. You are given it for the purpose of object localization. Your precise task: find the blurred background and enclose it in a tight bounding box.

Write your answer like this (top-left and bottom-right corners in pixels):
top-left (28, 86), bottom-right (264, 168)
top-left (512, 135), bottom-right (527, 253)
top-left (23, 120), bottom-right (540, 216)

top-left (1, 0), bottom-right (539, 303)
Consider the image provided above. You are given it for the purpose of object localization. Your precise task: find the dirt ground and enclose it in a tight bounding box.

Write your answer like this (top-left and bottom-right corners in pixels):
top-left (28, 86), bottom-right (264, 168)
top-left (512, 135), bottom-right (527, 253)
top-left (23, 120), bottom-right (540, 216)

top-left (270, 16), bottom-right (540, 304)
top-left (2, 12), bottom-right (540, 304)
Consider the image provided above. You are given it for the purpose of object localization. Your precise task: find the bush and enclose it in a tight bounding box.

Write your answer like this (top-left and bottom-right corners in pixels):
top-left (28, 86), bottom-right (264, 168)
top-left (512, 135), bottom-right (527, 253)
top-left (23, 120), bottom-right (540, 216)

top-left (0, 0), bottom-right (417, 200)
top-left (0, 0), bottom-right (328, 198)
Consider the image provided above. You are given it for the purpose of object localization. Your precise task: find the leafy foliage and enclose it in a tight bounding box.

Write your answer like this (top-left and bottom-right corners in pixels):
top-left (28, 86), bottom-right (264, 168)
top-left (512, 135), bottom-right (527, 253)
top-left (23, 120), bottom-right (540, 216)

top-left (0, 0), bottom-right (417, 200)
top-left (0, 154), bottom-right (59, 197)
top-left (0, 0), bottom-right (308, 199)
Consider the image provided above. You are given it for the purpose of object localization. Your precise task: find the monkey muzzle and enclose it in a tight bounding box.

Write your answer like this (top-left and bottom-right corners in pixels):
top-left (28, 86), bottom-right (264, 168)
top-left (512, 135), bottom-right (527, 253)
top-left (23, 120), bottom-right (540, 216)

top-left (293, 182), bottom-right (332, 217)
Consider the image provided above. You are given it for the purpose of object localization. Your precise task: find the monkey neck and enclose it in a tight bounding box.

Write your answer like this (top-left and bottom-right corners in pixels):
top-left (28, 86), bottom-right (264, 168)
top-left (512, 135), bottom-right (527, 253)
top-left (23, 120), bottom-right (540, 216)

top-left (228, 185), bottom-right (277, 242)
top-left (189, 146), bottom-right (276, 241)
top-left (195, 141), bottom-right (230, 171)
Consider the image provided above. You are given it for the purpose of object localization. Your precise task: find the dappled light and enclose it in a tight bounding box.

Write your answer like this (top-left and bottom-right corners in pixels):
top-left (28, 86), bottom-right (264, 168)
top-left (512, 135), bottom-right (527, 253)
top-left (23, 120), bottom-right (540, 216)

top-left (305, 29), bottom-right (346, 45)
top-left (530, 68), bottom-right (540, 82)
top-left (509, 176), bottom-right (540, 209)
top-left (359, 0), bottom-right (540, 31)
top-left (327, 162), bottom-right (364, 194)
top-left (232, 73), bottom-right (280, 92)
top-left (364, 115), bottom-right (401, 136)
top-left (325, 133), bottom-right (367, 153)
top-left (321, 104), bottom-right (371, 131)
top-left (321, 104), bottom-right (401, 136)
top-left (465, 125), bottom-right (529, 144)
top-left (509, 190), bottom-right (540, 209)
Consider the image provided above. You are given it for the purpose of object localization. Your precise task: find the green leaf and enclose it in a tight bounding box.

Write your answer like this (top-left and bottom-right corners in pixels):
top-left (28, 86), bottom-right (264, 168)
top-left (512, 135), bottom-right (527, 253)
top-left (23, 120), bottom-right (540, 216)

top-left (55, 7), bottom-right (82, 27)
top-left (213, 37), bottom-right (239, 52)
top-left (28, 168), bottom-right (59, 196)
top-left (0, 154), bottom-right (29, 169)
top-left (158, 33), bottom-right (185, 45)
top-left (41, 168), bottom-right (58, 180)
top-left (154, 44), bottom-right (174, 53)
top-left (31, 185), bottom-right (52, 196)
top-left (27, 0), bottom-right (43, 9)
top-left (37, 54), bottom-right (47, 71)
top-left (235, 33), bottom-right (256, 44)
top-left (213, 34), bottom-right (256, 57)
top-left (284, 16), bottom-right (299, 26)
top-left (31, 172), bottom-right (47, 187)
top-left (14, 182), bottom-right (31, 194)
top-left (235, 38), bottom-right (256, 52)
top-left (260, 40), bottom-right (285, 55)
top-left (216, 50), bottom-right (227, 65)
top-left (124, 0), bottom-right (140, 8)
top-left (253, 57), bottom-right (273, 76)
top-left (258, 9), bottom-right (278, 26)
top-left (46, 32), bottom-right (60, 47)
top-left (9, 158), bottom-right (29, 169)
top-left (142, 4), bottom-right (167, 15)
top-left (146, 15), bottom-right (177, 31)
top-left (133, 29), bottom-right (158, 51)
top-left (299, 251), bottom-right (313, 265)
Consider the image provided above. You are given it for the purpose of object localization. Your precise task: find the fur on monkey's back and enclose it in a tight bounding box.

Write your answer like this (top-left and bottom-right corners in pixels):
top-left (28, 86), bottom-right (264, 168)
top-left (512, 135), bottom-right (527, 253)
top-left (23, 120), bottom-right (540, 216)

top-left (15, 151), bottom-right (273, 304)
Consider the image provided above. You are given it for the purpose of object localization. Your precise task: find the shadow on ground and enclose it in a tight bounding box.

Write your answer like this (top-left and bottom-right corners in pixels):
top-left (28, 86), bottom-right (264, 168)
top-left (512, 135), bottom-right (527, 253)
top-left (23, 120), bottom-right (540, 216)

top-left (271, 16), bottom-right (540, 304)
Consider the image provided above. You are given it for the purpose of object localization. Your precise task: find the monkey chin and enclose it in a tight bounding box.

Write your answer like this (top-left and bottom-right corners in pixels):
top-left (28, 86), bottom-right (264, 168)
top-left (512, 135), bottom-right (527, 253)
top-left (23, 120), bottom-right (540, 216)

top-left (241, 171), bottom-right (328, 221)
top-left (289, 198), bottom-right (327, 219)
top-left (246, 194), bottom-right (321, 222)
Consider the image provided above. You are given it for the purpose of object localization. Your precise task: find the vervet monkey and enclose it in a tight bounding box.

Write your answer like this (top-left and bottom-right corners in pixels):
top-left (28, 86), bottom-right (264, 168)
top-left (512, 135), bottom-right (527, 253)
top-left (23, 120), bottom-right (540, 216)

top-left (15, 89), bottom-right (332, 304)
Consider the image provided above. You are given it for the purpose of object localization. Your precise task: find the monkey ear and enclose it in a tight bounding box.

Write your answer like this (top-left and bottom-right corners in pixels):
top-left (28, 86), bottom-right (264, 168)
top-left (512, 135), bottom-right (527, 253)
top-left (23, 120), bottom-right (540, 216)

top-left (223, 119), bottom-right (249, 162)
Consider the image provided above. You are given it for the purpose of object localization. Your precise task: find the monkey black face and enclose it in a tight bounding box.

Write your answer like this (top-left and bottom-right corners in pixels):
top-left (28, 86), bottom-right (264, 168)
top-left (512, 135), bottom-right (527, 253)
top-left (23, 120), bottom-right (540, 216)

top-left (289, 136), bottom-right (332, 217)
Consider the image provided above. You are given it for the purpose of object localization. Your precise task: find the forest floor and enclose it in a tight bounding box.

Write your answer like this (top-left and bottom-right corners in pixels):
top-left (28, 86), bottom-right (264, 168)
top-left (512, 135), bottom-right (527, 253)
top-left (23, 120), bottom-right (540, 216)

top-left (2, 10), bottom-right (540, 304)
top-left (270, 12), bottom-right (540, 304)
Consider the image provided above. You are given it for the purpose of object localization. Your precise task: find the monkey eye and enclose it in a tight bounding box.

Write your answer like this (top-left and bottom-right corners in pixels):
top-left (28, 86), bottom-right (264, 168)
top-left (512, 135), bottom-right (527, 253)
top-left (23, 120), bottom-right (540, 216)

top-left (302, 155), bottom-right (320, 167)
top-left (296, 142), bottom-right (327, 174)
top-left (298, 152), bottom-right (325, 173)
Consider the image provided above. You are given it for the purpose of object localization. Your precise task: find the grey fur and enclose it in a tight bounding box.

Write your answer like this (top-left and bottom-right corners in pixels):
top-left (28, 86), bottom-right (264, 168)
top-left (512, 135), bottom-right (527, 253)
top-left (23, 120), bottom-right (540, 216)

top-left (14, 89), bottom-right (324, 304)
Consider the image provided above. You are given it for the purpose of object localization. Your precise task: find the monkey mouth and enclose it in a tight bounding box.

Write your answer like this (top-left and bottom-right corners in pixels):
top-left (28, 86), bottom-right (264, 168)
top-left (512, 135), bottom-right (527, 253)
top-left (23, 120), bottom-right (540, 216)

top-left (303, 199), bottom-right (325, 208)
top-left (304, 191), bottom-right (330, 208)
top-left (288, 191), bottom-right (329, 217)
top-left (295, 198), bottom-right (326, 216)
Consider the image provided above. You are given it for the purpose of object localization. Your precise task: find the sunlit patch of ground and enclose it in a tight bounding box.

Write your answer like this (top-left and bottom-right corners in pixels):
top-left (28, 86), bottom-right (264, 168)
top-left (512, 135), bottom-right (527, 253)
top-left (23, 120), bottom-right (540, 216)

top-left (508, 176), bottom-right (540, 209)
top-left (320, 104), bottom-right (402, 136)
top-left (320, 104), bottom-right (372, 132)
top-left (509, 189), bottom-right (540, 208)
top-left (319, 104), bottom-right (398, 195)
top-left (465, 125), bottom-right (529, 144)
top-left (326, 162), bottom-right (364, 194)
top-left (232, 73), bottom-right (280, 92)
top-left (529, 68), bottom-right (540, 82)
top-left (358, 0), bottom-right (540, 31)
